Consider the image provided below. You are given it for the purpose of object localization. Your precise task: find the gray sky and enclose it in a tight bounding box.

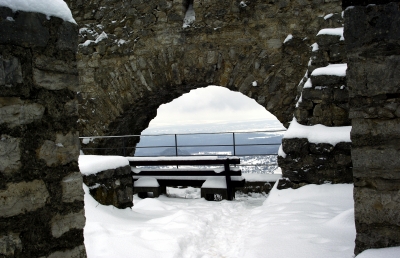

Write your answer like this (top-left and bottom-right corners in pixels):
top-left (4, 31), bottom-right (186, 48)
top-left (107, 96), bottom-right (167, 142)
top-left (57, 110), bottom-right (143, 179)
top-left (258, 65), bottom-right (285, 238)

top-left (147, 86), bottom-right (277, 127)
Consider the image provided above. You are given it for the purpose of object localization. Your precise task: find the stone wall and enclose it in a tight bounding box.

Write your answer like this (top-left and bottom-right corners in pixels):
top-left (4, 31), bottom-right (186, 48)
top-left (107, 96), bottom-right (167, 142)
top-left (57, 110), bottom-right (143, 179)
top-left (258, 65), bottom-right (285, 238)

top-left (65, 0), bottom-right (342, 152)
top-left (278, 13), bottom-right (353, 185)
top-left (0, 7), bottom-right (86, 257)
top-left (344, 2), bottom-right (400, 254)
top-left (83, 165), bottom-right (133, 208)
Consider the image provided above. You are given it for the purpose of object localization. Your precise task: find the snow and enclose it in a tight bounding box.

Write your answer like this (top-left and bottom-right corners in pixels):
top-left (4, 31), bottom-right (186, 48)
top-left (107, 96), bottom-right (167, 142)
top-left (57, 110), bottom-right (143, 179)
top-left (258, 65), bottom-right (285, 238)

top-left (311, 42), bottom-right (319, 52)
top-left (242, 173), bottom-right (281, 182)
top-left (283, 34), bottom-right (293, 43)
top-left (311, 63), bottom-right (347, 77)
top-left (79, 155), bottom-right (129, 176)
top-left (324, 13), bottom-right (334, 20)
top-left (128, 156), bottom-right (221, 161)
top-left (317, 27), bottom-right (344, 41)
top-left (252, 81), bottom-right (258, 87)
top-left (304, 78), bottom-right (312, 88)
top-left (283, 118), bottom-right (351, 145)
top-left (202, 177), bottom-right (227, 188)
top-left (134, 177), bottom-right (160, 187)
top-left (183, 4), bottom-right (195, 28)
top-left (84, 183), bottom-right (356, 258)
top-left (278, 144), bottom-right (286, 158)
top-left (356, 246), bottom-right (400, 258)
top-left (0, 0), bottom-right (76, 23)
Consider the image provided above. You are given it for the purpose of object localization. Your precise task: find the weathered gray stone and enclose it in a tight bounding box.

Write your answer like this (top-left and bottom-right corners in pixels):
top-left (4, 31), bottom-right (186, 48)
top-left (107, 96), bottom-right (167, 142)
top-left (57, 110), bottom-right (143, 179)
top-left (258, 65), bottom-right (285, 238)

top-left (354, 187), bottom-right (400, 225)
top-left (43, 245), bottom-right (86, 258)
top-left (0, 180), bottom-right (49, 218)
top-left (51, 210), bottom-right (85, 238)
top-left (0, 232), bottom-right (22, 256)
top-left (0, 55), bottom-right (23, 87)
top-left (38, 132), bottom-right (80, 167)
top-left (0, 97), bottom-right (45, 127)
top-left (62, 172), bottom-right (84, 203)
top-left (352, 146), bottom-right (400, 171)
top-left (0, 135), bottom-right (21, 176)
top-left (0, 8), bottom-right (50, 47)
top-left (33, 68), bottom-right (79, 91)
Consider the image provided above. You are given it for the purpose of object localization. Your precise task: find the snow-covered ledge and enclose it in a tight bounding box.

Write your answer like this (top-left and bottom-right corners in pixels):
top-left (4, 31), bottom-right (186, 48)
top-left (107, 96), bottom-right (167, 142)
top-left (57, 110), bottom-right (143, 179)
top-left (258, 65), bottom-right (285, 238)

top-left (278, 118), bottom-right (352, 185)
top-left (79, 155), bottom-right (133, 208)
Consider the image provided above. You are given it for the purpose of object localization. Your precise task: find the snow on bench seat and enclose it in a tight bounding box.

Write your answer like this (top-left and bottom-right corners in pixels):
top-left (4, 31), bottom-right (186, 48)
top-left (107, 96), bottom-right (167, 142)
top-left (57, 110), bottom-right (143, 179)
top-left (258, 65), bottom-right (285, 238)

top-left (132, 175), bottom-right (244, 181)
top-left (202, 177), bottom-right (227, 189)
top-left (134, 177), bottom-right (159, 187)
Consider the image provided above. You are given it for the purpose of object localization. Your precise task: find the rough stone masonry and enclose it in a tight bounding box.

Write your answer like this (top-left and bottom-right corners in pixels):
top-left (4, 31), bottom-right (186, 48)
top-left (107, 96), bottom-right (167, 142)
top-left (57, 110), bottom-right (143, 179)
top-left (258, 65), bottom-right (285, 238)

top-left (65, 0), bottom-right (343, 154)
top-left (0, 7), bottom-right (86, 257)
top-left (344, 1), bottom-right (400, 255)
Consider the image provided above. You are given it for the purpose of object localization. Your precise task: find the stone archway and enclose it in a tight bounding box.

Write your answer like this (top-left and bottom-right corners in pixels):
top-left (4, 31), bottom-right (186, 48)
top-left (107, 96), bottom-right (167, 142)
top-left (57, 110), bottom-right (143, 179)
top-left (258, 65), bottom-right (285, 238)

top-left (67, 0), bottom-right (343, 147)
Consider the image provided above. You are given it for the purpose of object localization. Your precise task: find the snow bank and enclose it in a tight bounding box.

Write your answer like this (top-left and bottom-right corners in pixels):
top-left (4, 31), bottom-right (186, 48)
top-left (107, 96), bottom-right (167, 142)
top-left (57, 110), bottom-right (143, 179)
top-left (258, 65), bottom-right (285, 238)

top-left (84, 181), bottom-right (355, 258)
top-left (317, 27), bottom-right (344, 40)
top-left (134, 177), bottom-right (160, 187)
top-left (311, 63), bottom-right (347, 77)
top-left (79, 155), bottom-right (129, 176)
top-left (283, 118), bottom-right (351, 145)
top-left (356, 246), bottom-right (400, 258)
top-left (0, 0), bottom-right (76, 23)
top-left (242, 173), bottom-right (281, 182)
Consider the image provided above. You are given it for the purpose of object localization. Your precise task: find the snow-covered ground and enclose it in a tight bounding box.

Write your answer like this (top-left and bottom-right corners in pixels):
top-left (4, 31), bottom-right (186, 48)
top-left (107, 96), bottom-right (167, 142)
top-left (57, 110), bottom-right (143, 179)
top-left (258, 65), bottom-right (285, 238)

top-left (84, 182), bottom-right (358, 258)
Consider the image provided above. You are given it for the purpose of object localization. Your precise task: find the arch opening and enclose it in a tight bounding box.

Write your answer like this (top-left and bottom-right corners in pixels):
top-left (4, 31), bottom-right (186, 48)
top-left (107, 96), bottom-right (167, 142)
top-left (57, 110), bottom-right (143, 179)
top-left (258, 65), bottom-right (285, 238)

top-left (134, 85), bottom-right (286, 174)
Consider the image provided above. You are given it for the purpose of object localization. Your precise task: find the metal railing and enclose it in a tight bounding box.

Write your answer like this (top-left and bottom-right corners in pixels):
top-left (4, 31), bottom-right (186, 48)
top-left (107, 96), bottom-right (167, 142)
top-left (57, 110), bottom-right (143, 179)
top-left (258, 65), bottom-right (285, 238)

top-left (80, 129), bottom-right (286, 173)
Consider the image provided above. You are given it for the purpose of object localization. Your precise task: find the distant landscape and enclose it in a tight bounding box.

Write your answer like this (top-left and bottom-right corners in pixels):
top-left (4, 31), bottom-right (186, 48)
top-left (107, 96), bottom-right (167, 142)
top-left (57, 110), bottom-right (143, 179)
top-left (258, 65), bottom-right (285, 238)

top-left (135, 119), bottom-right (286, 173)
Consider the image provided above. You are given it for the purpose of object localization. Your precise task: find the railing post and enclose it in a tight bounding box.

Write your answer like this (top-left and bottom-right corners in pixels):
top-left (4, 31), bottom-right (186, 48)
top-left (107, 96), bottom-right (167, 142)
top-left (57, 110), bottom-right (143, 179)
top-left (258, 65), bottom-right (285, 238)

top-left (232, 132), bottom-right (236, 156)
top-left (174, 134), bottom-right (178, 156)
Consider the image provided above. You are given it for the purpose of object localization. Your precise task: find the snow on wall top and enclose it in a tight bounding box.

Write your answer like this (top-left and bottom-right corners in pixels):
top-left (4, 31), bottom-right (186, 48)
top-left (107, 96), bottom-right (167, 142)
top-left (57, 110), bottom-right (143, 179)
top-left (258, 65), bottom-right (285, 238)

top-left (317, 27), bottom-right (344, 40)
top-left (311, 63), bottom-right (347, 77)
top-left (0, 0), bottom-right (76, 23)
top-left (79, 155), bottom-right (129, 176)
top-left (283, 118), bottom-right (351, 145)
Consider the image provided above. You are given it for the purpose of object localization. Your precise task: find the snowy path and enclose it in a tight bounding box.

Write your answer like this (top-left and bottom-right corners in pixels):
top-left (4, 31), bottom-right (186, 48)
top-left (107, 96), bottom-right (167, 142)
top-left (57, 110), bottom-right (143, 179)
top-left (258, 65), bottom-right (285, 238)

top-left (84, 185), bottom-right (357, 258)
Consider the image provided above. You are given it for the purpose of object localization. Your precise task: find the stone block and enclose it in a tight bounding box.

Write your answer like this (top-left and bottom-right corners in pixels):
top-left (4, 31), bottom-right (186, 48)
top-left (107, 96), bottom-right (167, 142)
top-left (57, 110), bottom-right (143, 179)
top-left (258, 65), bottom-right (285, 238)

top-left (43, 245), bottom-right (86, 258)
top-left (0, 55), bottom-right (23, 87)
top-left (354, 187), bottom-right (400, 225)
top-left (33, 68), bottom-right (79, 91)
top-left (347, 56), bottom-right (400, 97)
top-left (345, 3), bottom-right (400, 52)
top-left (0, 232), bottom-right (22, 256)
top-left (34, 56), bottom-right (78, 74)
top-left (0, 97), bottom-right (45, 128)
top-left (352, 146), bottom-right (400, 172)
top-left (37, 132), bottom-right (80, 167)
top-left (351, 118), bottom-right (400, 140)
top-left (51, 210), bottom-right (85, 238)
top-left (0, 135), bottom-right (21, 176)
top-left (62, 172), bottom-right (84, 203)
top-left (0, 7), bottom-right (50, 47)
top-left (57, 21), bottom-right (79, 52)
top-left (0, 180), bottom-right (49, 218)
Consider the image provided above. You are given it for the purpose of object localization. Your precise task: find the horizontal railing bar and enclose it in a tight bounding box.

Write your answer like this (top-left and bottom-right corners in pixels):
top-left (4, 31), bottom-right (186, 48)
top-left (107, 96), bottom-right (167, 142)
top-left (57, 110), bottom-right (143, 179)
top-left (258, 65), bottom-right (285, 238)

top-left (79, 129), bottom-right (286, 139)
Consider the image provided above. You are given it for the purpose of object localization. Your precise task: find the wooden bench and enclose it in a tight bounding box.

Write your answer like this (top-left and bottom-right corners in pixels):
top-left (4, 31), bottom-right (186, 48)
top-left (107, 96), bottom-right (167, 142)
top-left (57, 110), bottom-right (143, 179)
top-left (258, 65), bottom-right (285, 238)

top-left (128, 156), bottom-right (245, 201)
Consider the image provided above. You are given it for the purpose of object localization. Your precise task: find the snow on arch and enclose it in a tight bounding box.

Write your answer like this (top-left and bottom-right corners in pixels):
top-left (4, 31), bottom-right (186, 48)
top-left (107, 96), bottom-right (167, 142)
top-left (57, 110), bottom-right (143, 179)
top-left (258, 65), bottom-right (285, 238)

top-left (0, 0), bottom-right (76, 23)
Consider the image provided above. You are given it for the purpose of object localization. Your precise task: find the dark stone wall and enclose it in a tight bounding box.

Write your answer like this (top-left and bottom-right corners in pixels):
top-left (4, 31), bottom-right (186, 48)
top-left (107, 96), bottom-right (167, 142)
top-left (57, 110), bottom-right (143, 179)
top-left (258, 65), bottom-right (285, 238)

top-left (0, 7), bottom-right (86, 257)
top-left (345, 2), bottom-right (400, 255)
top-left (83, 165), bottom-right (133, 208)
top-left (65, 0), bottom-right (342, 148)
top-left (278, 13), bottom-right (353, 185)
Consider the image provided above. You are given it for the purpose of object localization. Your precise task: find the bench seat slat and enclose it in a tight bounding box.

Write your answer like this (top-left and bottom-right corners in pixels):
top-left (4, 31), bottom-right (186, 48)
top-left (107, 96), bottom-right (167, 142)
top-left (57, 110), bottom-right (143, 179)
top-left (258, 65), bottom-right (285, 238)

top-left (132, 169), bottom-right (242, 176)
